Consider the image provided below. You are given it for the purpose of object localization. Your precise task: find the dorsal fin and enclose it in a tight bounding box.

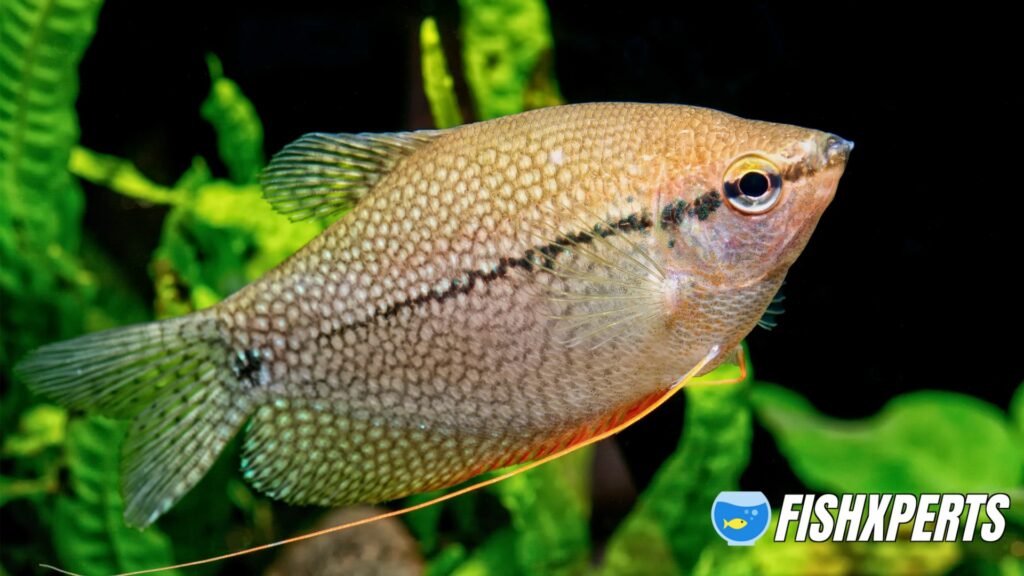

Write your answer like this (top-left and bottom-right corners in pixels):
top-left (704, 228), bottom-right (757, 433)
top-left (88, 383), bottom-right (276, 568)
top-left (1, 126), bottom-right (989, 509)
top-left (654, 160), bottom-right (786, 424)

top-left (260, 130), bottom-right (446, 221)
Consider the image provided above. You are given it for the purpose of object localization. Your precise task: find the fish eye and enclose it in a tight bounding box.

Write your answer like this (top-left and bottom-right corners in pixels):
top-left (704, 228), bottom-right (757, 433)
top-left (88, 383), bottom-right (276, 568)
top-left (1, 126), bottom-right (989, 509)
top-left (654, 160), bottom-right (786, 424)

top-left (738, 172), bottom-right (770, 197)
top-left (723, 156), bottom-right (782, 214)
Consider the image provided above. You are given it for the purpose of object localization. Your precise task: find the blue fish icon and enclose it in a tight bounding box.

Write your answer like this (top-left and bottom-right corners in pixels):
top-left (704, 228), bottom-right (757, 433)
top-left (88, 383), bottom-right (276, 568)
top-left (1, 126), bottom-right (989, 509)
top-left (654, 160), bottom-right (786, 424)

top-left (712, 491), bottom-right (771, 545)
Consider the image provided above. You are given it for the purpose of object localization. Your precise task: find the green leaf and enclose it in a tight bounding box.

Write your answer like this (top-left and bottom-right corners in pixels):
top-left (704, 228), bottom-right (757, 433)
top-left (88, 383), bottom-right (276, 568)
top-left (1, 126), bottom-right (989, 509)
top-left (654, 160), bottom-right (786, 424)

top-left (69, 146), bottom-right (179, 204)
top-left (0, 473), bottom-right (56, 508)
top-left (1011, 381), bottom-right (1024, 439)
top-left (1, 405), bottom-right (67, 508)
top-left (153, 181), bottom-right (324, 314)
top-left (0, 0), bottom-right (103, 370)
top-left (78, 235), bottom-right (152, 332)
top-left (602, 346), bottom-right (755, 575)
top-left (489, 447), bottom-right (592, 575)
top-left (156, 440), bottom-right (240, 576)
top-left (53, 416), bottom-right (180, 576)
top-left (458, 0), bottom-right (563, 119)
top-left (2, 404), bottom-right (66, 458)
top-left (174, 155), bottom-right (214, 191)
top-left (201, 53), bottom-right (265, 184)
top-left (603, 513), bottom-right (682, 576)
top-left (692, 545), bottom-right (755, 576)
top-left (425, 543), bottom-right (468, 576)
top-left (450, 529), bottom-right (520, 576)
top-left (404, 489), bottom-right (447, 555)
top-left (420, 17), bottom-right (464, 129)
top-left (752, 384), bottom-right (1024, 493)
top-left (751, 516), bottom-right (961, 576)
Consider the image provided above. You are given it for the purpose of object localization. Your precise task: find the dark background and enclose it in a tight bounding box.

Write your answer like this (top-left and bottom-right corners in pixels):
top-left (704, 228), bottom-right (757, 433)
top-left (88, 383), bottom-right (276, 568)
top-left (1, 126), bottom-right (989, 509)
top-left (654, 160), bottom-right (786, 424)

top-left (75, 0), bottom-right (1020, 540)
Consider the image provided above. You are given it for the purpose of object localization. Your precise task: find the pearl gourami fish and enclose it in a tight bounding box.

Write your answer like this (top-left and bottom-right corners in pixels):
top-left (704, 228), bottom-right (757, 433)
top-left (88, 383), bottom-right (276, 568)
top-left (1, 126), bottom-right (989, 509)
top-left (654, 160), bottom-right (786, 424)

top-left (17, 102), bottom-right (851, 531)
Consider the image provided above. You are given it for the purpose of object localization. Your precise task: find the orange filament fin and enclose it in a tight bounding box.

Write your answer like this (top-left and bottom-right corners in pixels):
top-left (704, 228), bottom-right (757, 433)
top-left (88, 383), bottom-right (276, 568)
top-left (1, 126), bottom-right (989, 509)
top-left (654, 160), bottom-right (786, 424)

top-left (42, 345), bottom-right (722, 576)
top-left (688, 344), bottom-right (748, 387)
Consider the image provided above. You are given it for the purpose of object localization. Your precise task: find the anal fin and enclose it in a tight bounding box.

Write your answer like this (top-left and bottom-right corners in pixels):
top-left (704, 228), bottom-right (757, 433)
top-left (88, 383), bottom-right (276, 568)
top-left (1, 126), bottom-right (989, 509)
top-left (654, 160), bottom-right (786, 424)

top-left (240, 396), bottom-right (509, 507)
top-left (240, 379), bottom-right (672, 510)
top-left (88, 346), bottom-right (723, 576)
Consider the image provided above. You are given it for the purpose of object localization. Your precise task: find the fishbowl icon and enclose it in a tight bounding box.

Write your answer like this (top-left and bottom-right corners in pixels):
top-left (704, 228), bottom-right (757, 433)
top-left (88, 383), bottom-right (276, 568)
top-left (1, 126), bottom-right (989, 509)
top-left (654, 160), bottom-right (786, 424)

top-left (711, 491), bottom-right (771, 545)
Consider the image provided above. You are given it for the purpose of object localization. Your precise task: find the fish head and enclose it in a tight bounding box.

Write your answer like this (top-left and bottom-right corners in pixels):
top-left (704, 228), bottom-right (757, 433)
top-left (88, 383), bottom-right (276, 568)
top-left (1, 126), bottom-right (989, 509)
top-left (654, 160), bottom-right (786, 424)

top-left (647, 107), bottom-right (851, 353)
top-left (654, 108), bottom-right (851, 287)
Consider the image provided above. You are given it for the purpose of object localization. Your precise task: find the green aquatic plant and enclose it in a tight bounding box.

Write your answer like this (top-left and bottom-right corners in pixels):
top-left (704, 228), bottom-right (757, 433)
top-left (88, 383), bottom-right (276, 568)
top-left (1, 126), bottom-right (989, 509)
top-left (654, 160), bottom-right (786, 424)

top-left (0, 2), bottom-right (320, 574)
top-left (1, 1), bottom-right (106, 573)
top-left (54, 417), bottom-right (181, 576)
top-left (458, 0), bottom-right (563, 120)
top-left (752, 384), bottom-right (1023, 494)
top-left (201, 54), bottom-right (265, 185)
top-left (601, 360), bottom-right (753, 576)
top-left (0, 0), bottom-right (104, 402)
top-left (420, 17), bottom-right (464, 130)
top-left (749, 381), bottom-right (1024, 575)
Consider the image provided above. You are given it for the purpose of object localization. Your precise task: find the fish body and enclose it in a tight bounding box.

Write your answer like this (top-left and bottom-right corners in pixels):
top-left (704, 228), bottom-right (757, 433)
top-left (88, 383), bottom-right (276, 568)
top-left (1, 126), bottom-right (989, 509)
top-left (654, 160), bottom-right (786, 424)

top-left (17, 103), bottom-right (850, 527)
top-left (723, 518), bottom-right (749, 530)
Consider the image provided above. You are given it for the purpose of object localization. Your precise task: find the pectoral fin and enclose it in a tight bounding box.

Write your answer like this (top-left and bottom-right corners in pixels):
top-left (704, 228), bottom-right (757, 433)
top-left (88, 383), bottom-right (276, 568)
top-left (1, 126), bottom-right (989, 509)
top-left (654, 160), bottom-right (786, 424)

top-left (757, 282), bottom-right (786, 330)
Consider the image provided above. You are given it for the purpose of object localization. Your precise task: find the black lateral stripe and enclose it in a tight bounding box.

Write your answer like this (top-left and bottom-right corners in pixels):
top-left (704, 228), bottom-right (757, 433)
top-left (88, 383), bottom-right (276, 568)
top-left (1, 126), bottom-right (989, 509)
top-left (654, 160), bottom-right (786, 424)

top-left (660, 190), bottom-right (722, 228)
top-left (689, 190), bottom-right (722, 221)
top-left (334, 210), bottom-right (655, 330)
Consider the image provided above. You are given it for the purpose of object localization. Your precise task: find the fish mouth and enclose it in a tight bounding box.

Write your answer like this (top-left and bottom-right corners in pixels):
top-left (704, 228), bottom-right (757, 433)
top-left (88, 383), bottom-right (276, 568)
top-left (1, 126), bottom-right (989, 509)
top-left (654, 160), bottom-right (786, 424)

top-left (813, 134), bottom-right (852, 205)
top-left (825, 135), bottom-right (854, 169)
top-left (775, 138), bottom-right (850, 269)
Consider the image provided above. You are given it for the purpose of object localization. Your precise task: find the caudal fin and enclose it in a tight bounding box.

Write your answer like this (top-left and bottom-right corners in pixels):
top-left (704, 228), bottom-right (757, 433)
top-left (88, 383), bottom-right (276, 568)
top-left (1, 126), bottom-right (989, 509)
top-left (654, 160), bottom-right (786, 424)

top-left (15, 313), bottom-right (252, 527)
